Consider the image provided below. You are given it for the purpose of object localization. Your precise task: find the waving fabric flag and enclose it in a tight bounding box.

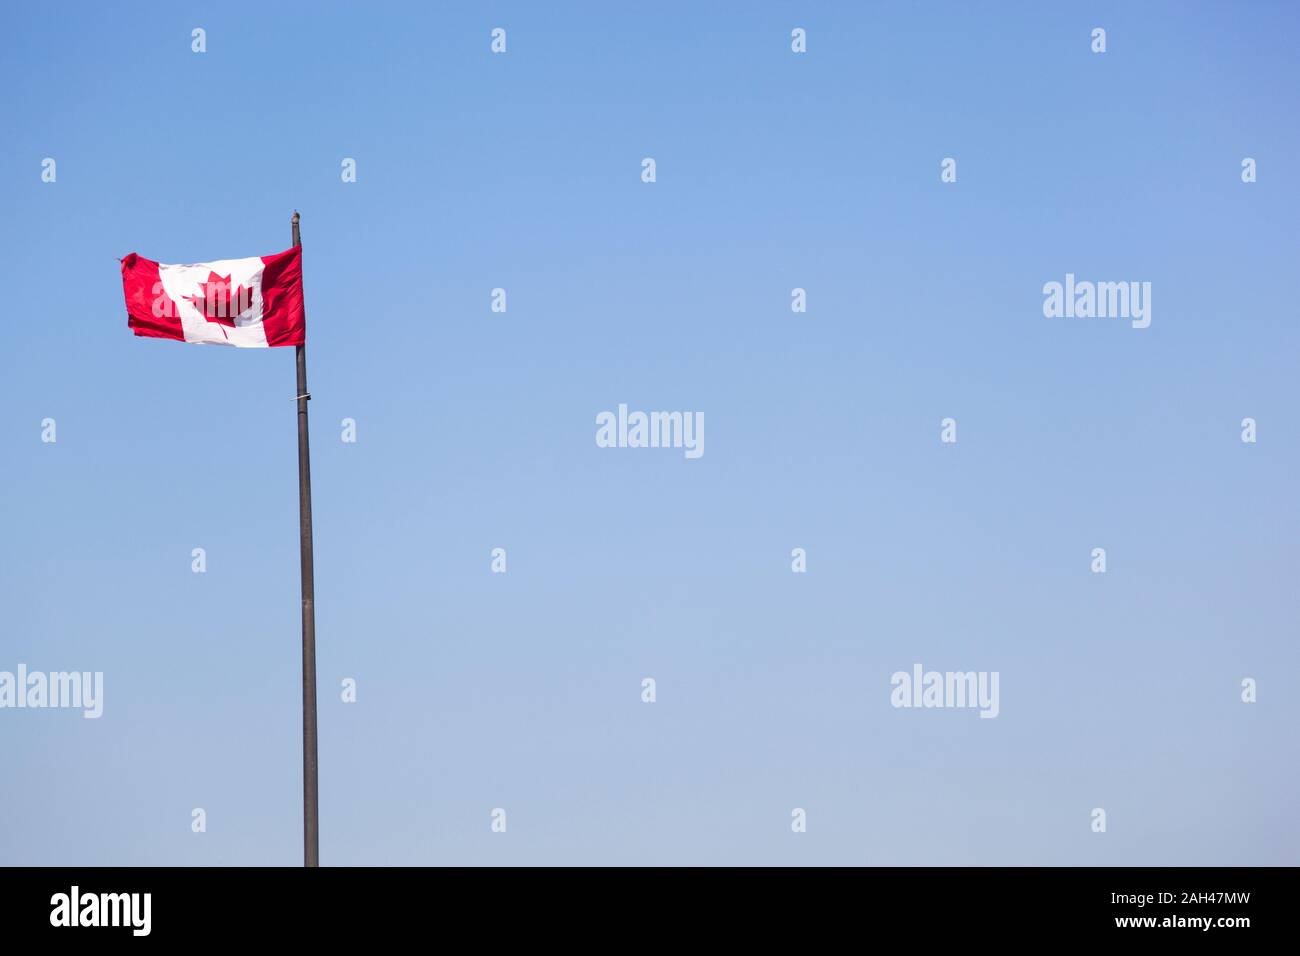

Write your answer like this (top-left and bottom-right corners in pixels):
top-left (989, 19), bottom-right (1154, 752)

top-left (121, 246), bottom-right (305, 347)
top-left (120, 216), bottom-right (321, 867)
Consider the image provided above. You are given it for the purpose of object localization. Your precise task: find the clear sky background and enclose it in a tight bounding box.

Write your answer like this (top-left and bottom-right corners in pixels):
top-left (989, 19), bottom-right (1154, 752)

top-left (1, 1), bottom-right (1297, 865)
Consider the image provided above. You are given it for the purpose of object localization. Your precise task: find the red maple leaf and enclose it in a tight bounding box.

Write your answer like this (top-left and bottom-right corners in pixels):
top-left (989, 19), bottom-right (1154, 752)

top-left (185, 272), bottom-right (252, 332)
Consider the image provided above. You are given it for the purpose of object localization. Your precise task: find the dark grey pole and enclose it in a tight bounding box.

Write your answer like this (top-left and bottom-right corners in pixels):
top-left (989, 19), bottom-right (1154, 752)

top-left (292, 211), bottom-right (319, 867)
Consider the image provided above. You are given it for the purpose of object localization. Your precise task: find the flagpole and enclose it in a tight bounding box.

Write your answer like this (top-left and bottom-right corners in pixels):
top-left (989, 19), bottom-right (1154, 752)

top-left (292, 211), bottom-right (320, 867)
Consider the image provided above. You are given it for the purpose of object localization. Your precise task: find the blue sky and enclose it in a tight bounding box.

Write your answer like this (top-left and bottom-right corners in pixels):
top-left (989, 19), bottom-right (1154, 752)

top-left (1, 1), bottom-right (1297, 865)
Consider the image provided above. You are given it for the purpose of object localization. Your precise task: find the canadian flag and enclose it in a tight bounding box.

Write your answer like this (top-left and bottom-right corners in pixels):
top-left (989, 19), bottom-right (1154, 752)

top-left (121, 246), bottom-right (305, 347)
